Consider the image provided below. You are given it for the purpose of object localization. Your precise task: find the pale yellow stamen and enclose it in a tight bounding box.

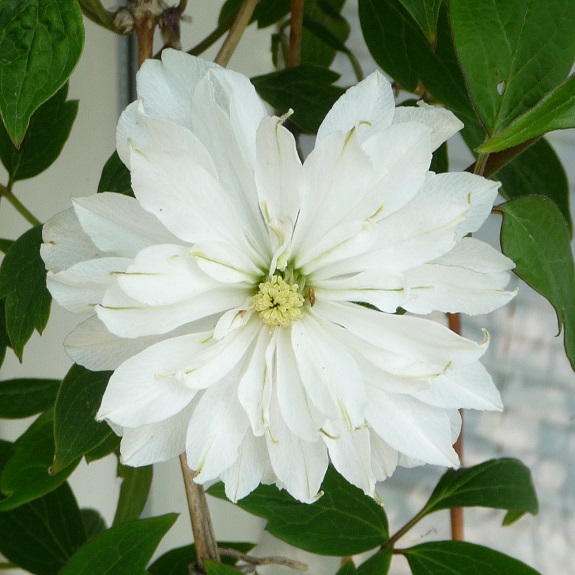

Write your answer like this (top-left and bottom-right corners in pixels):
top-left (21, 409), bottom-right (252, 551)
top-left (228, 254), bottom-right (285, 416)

top-left (252, 275), bottom-right (304, 328)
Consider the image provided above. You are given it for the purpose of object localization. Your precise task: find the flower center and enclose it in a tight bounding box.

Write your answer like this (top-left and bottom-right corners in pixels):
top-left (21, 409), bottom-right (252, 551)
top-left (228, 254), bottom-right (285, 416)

top-left (252, 274), bottom-right (305, 328)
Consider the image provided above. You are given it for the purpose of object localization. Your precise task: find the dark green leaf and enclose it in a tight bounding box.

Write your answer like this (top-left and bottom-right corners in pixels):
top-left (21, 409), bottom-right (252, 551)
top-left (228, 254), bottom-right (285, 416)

top-left (256, 0), bottom-right (290, 27)
top-left (84, 431), bottom-right (120, 463)
top-left (113, 464), bottom-right (153, 526)
top-left (0, 0), bottom-right (84, 145)
top-left (0, 377), bottom-right (60, 418)
top-left (252, 66), bottom-right (344, 134)
top-left (58, 514), bottom-right (177, 575)
top-left (81, 508), bottom-right (107, 540)
top-left (430, 141), bottom-right (448, 174)
top-left (496, 138), bottom-right (572, 233)
top-left (204, 562), bottom-right (241, 575)
top-left (402, 541), bottom-right (540, 575)
top-left (0, 482), bottom-right (86, 575)
top-left (0, 440), bottom-right (13, 469)
top-left (422, 459), bottom-right (538, 518)
top-left (0, 84), bottom-right (77, 184)
top-left (357, 549), bottom-right (392, 575)
top-left (502, 509), bottom-right (526, 527)
top-left (0, 238), bottom-right (13, 253)
top-left (0, 300), bottom-right (9, 368)
top-left (0, 410), bottom-right (79, 511)
top-left (499, 196), bottom-right (575, 370)
top-left (97, 150), bottom-right (133, 196)
top-left (336, 561), bottom-right (358, 574)
top-left (450, 0), bottom-right (575, 135)
top-left (0, 225), bottom-right (51, 360)
top-left (397, 0), bottom-right (442, 43)
top-left (52, 364), bottom-right (113, 474)
top-left (209, 465), bottom-right (388, 556)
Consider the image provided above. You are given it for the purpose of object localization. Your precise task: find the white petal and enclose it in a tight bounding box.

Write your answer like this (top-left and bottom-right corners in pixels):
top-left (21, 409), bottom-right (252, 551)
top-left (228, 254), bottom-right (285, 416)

top-left (369, 431), bottom-right (399, 481)
top-left (317, 71), bottom-right (395, 143)
top-left (392, 101), bottom-right (464, 150)
top-left (186, 378), bottom-right (249, 483)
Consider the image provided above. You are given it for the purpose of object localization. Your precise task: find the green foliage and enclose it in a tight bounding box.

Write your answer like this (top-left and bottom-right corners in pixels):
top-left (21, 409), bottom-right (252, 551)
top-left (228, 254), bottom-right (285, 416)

top-left (402, 541), bottom-right (540, 574)
top-left (52, 364), bottom-right (113, 474)
top-left (0, 300), bottom-right (9, 368)
top-left (204, 562), bottom-right (242, 575)
top-left (0, 377), bottom-right (60, 418)
top-left (0, 0), bottom-right (84, 145)
top-left (357, 549), bottom-right (392, 575)
top-left (499, 197), bottom-right (575, 370)
top-left (396, 0), bottom-right (442, 42)
top-left (0, 410), bottom-right (79, 511)
top-left (58, 514), bottom-right (178, 575)
top-left (112, 464), bottom-right (153, 526)
top-left (336, 561), bottom-right (358, 574)
top-left (0, 225), bottom-right (51, 360)
top-left (80, 508), bottom-right (107, 540)
top-left (252, 66), bottom-right (345, 134)
top-left (209, 465), bottom-right (388, 556)
top-left (421, 459), bottom-right (538, 519)
top-left (0, 238), bottom-right (14, 253)
top-left (0, 482), bottom-right (86, 575)
top-left (98, 150), bottom-right (134, 196)
top-left (0, 84), bottom-right (78, 184)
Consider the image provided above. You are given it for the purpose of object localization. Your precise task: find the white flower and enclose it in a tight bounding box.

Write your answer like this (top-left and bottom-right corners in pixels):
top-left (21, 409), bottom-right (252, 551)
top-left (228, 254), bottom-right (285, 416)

top-left (42, 50), bottom-right (516, 504)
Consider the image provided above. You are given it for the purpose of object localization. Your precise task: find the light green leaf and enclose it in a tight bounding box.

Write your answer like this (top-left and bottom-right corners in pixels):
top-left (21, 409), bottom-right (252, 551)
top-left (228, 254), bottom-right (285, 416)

top-left (479, 73), bottom-right (575, 152)
top-left (204, 562), bottom-right (241, 575)
top-left (0, 410), bottom-right (79, 511)
top-left (0, 84), bottom-right (77, 184)
top-left (0, 0), bottom-right (84, 146)
top-left (498, 196), bottom-right (575, 370)
top-left (58, 514), bottom-right (177, 575)
top-left (52, 364), bottom-right (113, 474)
top-left (0, 225), bottom-right (51, 360)
top-left (0, 482), bottom-right (86, 575)
top-left (113, 464), bottom-right (153, 526)
top-left (450, 0), bottom-right (575, 135)
top-left (397, 0), bottom-right (442, 42)
top-left (402, 541), bottom-right (540, 574)
top-left (421, 458), bottom-right (538, 518)
top-left (208, 465), bottom-right (388, 556)
top-left (0, 377), bottom-right (60, 418)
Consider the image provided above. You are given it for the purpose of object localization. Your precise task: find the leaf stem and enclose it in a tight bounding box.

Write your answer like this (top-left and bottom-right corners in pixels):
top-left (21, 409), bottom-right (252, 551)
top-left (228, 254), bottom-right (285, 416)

top-left (188, 11), bottom-right (238, 57)
top-left (179, 453), bottom-right (220, 569)
top-left (288, 0), bottom-right (305, 67)
top-left (0, 184), bottom-right (41, 226)
top-left (214, 0), bottom-right (259, 67)
top-left (218, 547), bottom-right (308, 570)
top-left (383, 508), bottom-right (427, 549)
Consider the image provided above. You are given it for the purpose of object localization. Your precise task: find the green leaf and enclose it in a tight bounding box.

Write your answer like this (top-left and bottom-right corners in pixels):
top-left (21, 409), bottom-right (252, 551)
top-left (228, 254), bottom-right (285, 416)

top-left (204, 562), bottom-right (242, 575)
top-left (52, 364), bottom-right (113, 474)
top-left (0, 84), bottom-right (77, 184)
top-left (502, 509), bottom-right (526, 527)
top-left (81, 508), bottom-right (107, 540)
top-left (208, 466), bottom-right (388, 556)
top-left (0, 225), bottom-right (51, 360)
top-left (252, 66), bottom-right (345, 134)
top-left (0, 377), bottom-right (60, 418)
top-left (97, 150), bottom-right (133, 196)
top-left (496, 138), bottom-right (572, 233)
top-left (0, 410), bottom-right (79, 511)
top-left (402, 541), bottom-right (540, 575)
top-left (479, 73), bottom-right (575, 152)
top-left (84, 431), bottom-right (120, 463)
top-left (450, 0), bottom-right (575, 135)
top-left (0, 482), bottom-right (86, 575)
top-left (421, 458), bottom-right (538, 518)
top-left (357, 549), bottom-right (392, 575)
top-left (0, 0), bottom-right (84, 146)
top-left (255, 0), bottom-right (290, 27)
top-left (0, 300), bottom-right (9, 368)
top-left (397, 0), bottom-right (442, 42)
top-left (499, 196), bottom-right (575, 370)
top-left (336, 561), bottom-right (358, 574)
top-left (58, 514), bottom-right (177, 575)
top-left (113, 464), bottom-right (153, 526)
top-left (0, 238), bottom-right (13, 253)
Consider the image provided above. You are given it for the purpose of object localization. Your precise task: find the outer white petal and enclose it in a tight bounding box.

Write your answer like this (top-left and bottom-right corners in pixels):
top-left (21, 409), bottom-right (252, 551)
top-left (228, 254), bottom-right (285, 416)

top-left (369, 431), bottom-right (399, 481)
top-left (266, 394), bottom-right (328, 503)
top-left (42, 208), bottom-right (103, 272)
top-left (323, 421), bottom-right (375, 496)
top-left (392, 101), bottom-right (464, 150)
top-left (186, 378), bottom-right (249, 483)
top-left (316, 71), bottom-right (395, 143)
top-left (73, 193), bottom-right (176, 257)
top-left (366, 389), bottom-right (459, 467)
top-left (119, 402), bottom-right (196, 466)
top-left (47, 257), bottom-right (130, 314)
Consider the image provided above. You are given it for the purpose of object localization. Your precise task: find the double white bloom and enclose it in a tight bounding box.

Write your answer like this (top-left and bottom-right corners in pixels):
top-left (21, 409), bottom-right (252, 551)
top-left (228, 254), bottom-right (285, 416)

top-left (43, 50), bottom-right (515, 503)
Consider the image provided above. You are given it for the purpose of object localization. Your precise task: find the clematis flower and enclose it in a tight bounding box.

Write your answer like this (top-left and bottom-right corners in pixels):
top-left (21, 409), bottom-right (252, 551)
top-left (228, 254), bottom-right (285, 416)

top-left (42, 50), bottom-right (516, 503)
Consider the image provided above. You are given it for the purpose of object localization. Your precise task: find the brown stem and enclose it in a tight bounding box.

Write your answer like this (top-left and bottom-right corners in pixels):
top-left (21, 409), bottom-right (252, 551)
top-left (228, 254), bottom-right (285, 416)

top-left (179, 453), bottom-right (220, 570)
top-left (218, 548), bottom-right (308, 571)
top-left (447, 313), bottom-right (464, 541)
top-left (214, 0), bottom-right (259, 67)
top-left (288, 0), bottom-right (304, 67)
top-left (135, 9), bottom-right (157, 68)
top-left (466, 137), bottom-right (539, 178)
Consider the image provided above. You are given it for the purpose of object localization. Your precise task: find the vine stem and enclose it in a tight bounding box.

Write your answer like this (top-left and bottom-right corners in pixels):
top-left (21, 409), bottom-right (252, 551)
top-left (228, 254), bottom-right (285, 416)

top-left (214, 0), bottom-right (259, 67)
top-left (179, 453), bottom-right (220, 570)
top-left (0, 184), bottom-right (41, 226)
top-left (288, 0), bottom-right (304, 67)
